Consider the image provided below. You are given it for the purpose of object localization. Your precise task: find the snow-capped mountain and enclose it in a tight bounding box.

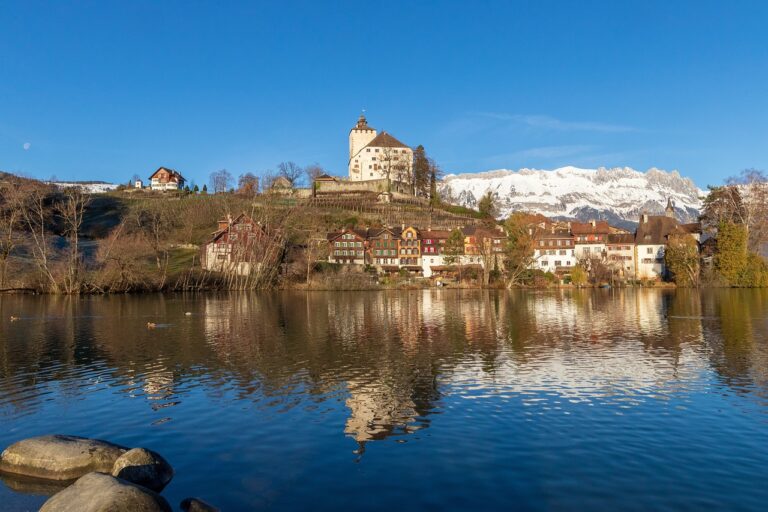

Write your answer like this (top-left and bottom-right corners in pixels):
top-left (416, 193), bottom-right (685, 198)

top-left (440, 166), bottom-right (705, 228)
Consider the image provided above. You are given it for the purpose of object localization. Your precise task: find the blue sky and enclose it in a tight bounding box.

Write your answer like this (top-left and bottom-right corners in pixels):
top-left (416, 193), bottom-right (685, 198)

top-left (2, 0), bottom-right (767, 188)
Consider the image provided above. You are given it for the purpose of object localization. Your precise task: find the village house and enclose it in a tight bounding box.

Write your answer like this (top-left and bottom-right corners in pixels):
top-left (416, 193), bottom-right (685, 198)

top-left (572, 220), bottom-right (610, 261)
top-left (148, 166), bottom-right (186, 191)
top-left (606, 233), bottom-right (636, 278)
top-left (202, 213), bottom-right (271, 276)
top-left (534, 224), bottom-right (577, 274)
top-left (420, 230), bottom-right (451, 277)
top-left (399, 226), bottom-right (421, 268)
top-left (327, 228), bottom-right (369, 265)
top-left (634, 201), bottom-right (701, 279)
top-left (369, 227), bottom-right (401, 268)
top-left (348, 114), bottom-right (414, 184)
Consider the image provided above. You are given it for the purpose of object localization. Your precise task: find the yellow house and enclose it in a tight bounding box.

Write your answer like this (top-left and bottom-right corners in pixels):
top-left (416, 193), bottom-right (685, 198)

top-left (399, 226), bottom-right (421, 267)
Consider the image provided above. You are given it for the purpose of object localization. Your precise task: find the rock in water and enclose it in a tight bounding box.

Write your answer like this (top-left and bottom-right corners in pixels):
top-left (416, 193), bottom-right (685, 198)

top-left (0, 435), bottom-right (127, 480)
top-left (180, 497), bottom-right (221, 512)
top-left (111, 448), bottom-right (174, 492)
top-left (40, 472), bottom-right (171, 512)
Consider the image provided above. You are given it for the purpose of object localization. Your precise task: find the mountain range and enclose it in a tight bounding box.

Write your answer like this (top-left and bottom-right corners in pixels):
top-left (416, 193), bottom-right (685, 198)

top-left (439, 166), bottom-right (705, 228)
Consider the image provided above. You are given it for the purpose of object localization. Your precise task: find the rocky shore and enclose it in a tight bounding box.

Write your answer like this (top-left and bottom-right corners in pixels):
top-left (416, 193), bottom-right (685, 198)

top-left (0, 434), bottom-right (218, 511)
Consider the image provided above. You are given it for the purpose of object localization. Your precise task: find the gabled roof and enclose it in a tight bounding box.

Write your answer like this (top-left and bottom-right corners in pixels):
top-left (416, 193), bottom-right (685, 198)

top-left (149, 166), bottom-right (185, 182)
top-left (607, 233), bottom-right (635, 244)
top-left (315, 173), bottom-right (337, 181)
top-left (635, 215), bottom-right (691, 245)
top-left (421, 230), bottom-right (452, 240)
top-left (571, 220), bottom-right (610, 235)
top-left (365, 131), bottom-right (409, 149)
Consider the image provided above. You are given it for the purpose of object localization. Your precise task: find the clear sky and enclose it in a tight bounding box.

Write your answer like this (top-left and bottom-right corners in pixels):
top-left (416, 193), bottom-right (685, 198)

top-left (2, 0), bottom-right (767, 188)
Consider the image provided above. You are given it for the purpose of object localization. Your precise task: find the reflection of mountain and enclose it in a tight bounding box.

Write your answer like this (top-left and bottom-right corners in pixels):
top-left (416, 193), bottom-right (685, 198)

top-left (2, 289), bottom-right (768, 442)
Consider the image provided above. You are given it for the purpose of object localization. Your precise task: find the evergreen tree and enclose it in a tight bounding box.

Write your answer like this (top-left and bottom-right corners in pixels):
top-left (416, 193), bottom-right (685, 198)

top-left (429, 158), bottom-right (442, 206)
top-left (193, 184), bottom-right (200, 193)
top-left (201, 184), bottom-right (208, 195)
top-left (715, 222), bottom-right (748, 285)
top-left (443, 228), bottom-right (466, 281)
top-left (412, 145), bottom-right (430, 197)
top-left (478, 191), bottom-right (498, 222)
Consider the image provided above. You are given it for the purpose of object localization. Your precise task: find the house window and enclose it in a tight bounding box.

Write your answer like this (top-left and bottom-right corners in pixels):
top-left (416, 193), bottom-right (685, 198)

top-left (646, 247), bottom-right (653, 254)
top-left (366, 149), bottom-right (371, 152)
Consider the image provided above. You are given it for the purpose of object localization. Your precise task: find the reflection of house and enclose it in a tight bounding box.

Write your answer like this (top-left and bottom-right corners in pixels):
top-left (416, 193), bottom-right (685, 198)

top-left (149, 166), bottom-right (186, 191)
top-left (202, 213), bottom-right (271, 276)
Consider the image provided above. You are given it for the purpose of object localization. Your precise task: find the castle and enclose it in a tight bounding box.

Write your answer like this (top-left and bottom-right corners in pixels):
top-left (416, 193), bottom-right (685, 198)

top-left (348, 114), bottom-right (413, 183)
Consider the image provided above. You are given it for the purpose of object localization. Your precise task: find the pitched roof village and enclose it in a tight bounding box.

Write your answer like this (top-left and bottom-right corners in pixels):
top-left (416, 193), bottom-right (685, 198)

top-left (177, 114), bottom-right (703, 283)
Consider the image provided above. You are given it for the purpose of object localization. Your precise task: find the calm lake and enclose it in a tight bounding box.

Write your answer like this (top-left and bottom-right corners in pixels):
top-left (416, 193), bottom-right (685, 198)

top-left (1, 290), bottom-right (768, 511)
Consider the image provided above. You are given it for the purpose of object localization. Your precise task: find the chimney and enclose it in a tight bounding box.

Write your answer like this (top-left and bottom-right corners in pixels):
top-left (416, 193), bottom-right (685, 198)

top-left (218, 218), bottom-right (229, 231)
top-left (642, 213), bottom-right (648, 223)
top-left (551, 225), bottom-right (555, 234)
top-left (590, 219), bottom-right (596, 228)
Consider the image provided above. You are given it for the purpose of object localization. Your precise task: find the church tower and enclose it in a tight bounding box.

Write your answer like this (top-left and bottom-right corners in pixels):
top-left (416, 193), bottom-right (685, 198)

top-left (665, 197), bottom-right (675, 218)
top-left (348, 113), bottom-right (377, 179)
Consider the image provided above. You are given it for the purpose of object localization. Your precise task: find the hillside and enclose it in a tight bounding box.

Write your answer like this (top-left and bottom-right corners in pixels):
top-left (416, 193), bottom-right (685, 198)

top-left (440, 166), bottom-right (705, 228)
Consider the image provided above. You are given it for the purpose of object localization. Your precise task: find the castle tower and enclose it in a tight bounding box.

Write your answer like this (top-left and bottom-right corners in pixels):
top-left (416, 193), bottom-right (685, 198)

top-left (349, 113), bottom-right (377, 179)
top-left (665, 197), bottom-right (675, 218)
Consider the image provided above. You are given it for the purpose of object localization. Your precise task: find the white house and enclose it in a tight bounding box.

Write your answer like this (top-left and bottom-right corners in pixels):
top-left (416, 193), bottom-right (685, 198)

top-left (534, 226), bottom-right (578, 273)
top-left (571, 220), bottom-right (609, 261)
top-left (348, 114), bottom-right (413, 183)
top-left (634, 202), bottom-right (701, 279)
top-left (148, 167), bottom-right (186, 191)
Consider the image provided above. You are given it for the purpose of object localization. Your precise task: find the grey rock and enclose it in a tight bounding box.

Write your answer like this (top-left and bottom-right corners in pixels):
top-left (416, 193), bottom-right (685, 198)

top-left (0, 435), bottom-right (127, 481)
top-left (111, 447), bottom-right (174, 492)
top-left (40, 472), bottom-right (172, 512)
top-left (180, 497), bottom-right (221, 512)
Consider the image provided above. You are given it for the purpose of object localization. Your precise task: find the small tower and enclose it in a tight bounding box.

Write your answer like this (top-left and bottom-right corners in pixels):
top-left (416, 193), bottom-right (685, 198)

top-left (348, 112), bottom-right (377, 179)
top-left (665, 197), bottom-right (675, 218)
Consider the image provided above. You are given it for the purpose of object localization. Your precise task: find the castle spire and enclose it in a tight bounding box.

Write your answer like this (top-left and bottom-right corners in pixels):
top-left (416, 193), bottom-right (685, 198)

top-left (665, 197), bottom-right (675, 218)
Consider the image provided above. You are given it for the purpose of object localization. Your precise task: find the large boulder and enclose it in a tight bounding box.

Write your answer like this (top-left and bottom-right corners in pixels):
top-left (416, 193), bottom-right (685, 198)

top-left (0, 435), bottom-right (127, 480)
top-left (180, 497), bottom-right (221, 512)
top-left (39, 472), bottom-right (172, 512)
top-left (111, 448), bottom-right (174, 492)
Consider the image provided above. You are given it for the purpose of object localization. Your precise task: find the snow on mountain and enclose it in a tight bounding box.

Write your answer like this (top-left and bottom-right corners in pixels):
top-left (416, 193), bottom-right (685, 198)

top-left (49, 181), bottom-right (119, 194)
top-left (440, 166), bottom-right (705, 228)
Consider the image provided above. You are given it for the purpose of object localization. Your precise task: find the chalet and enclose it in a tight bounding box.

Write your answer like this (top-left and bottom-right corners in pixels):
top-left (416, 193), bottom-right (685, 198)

top-left (369, 227), bottom-right (401, 267)
top-left (328, 229), bottom-right (368, 265)
top-left (571, 220), bottom-right (610, 261)
top-left (534, 224), bottom-right (577, 274)
top-left (149, 167), bottom-right (186, 191)
top-left (399, 226), bottom-right (421, 267)
top-left (202, 213), bottom-right (273, 276)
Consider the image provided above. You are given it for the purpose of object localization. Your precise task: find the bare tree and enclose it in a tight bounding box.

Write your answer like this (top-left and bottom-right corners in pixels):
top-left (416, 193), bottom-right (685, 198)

top-left (237, 173), bottom-right (260, 198)
top-left (378, 147), bottom-right (412, 192)
top-left (21, 186), bottom-right (58, 292)
top-left (209, 169), bottom-right (234, 194)
top-left (56, 187), bottom-right (90, 293)
top-left (304, 163), bottom-right (325, 184)
top-left (728, 169), bottom-right (768, 253)
top-left (0, 182), bottom-right (26, 288)
top-left (277, 161), bottom-right (303, 186)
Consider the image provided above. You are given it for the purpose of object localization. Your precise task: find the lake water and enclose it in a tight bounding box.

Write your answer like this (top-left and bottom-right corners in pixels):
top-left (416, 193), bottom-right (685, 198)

top-left (1, 290), bottom-right (768, 511)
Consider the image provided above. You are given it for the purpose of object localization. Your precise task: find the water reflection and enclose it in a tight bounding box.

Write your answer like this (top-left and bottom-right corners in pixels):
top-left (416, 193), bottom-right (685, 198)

top-left (2, 290), bottom-right (768, 442)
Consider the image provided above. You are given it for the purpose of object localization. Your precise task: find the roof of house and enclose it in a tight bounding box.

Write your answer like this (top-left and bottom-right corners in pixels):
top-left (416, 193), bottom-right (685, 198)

top-left (149, 166), bottom-right (185, 182)
top-left (421, 230), bottom-right (452, 239)
top-left (365, 131), bottom-right (409, 149)
top-left (635, 215), bottom-right (691, 245)
top-left (571, 220), bottom-right (610, 235)
top-left (314, 174), bottom-right (338, 181)
top-left (607, 233), bottom-right (635, 244)
top-left (351, 114), bottom-right (375, 132)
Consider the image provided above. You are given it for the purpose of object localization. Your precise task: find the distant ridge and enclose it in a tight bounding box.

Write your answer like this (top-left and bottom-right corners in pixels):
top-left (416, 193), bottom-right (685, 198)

top-left (440, 166), bottom-right (705, 229)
